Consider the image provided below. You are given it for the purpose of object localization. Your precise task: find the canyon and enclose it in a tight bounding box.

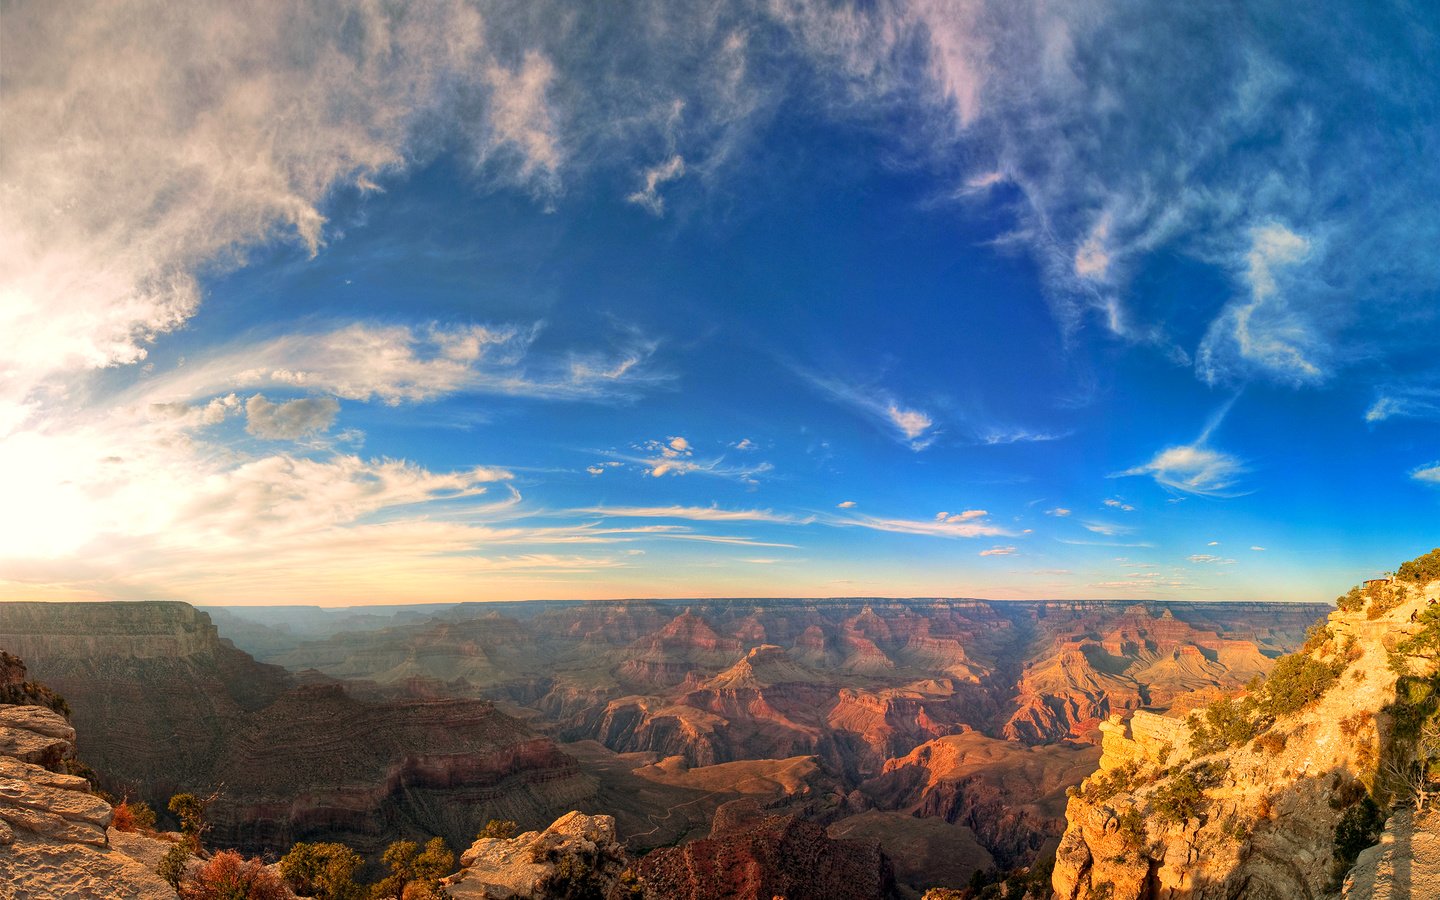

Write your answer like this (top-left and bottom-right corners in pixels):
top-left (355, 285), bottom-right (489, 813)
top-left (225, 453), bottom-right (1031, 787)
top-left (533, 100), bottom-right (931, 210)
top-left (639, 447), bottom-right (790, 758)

top-left (0, 595), bottom-right (1332, 897)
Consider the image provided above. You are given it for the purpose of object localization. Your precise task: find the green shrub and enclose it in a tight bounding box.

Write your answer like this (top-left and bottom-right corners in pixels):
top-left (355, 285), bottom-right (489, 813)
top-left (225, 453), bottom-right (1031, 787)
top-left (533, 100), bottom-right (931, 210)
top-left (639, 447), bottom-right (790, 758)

top-left (1260, 653), bottom-right (1342, 717)
top-left (278, 842), bottom-right (364, 900)
top-left (1117, 806), bottom-right (1146, 846)
top-left (1152, 770), bottom-right (1206, 824)
top-left (1336, 587), bottom-right (1365, 613)
top-left (1397, 605), bottom-right (1440, 664)
top-left (1397, 549), bottom-right (1440, 586)
top-left (477, 818), bottom-right (519, 840)
top-left (157, 843), bottom-right (190, 891)
top-left (1188, 695), bottom-right (1262, 755)
top-left (1078, 762), bottom-right (1142, 803)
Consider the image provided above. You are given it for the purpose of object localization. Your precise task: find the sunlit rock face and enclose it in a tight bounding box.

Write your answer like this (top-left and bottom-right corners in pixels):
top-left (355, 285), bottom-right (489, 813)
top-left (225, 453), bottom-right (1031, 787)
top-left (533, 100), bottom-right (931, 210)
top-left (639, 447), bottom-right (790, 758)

top-left (1053, 578), bottom-right (1440, 900)
top-left (0, 601), bottom-right (596, 857)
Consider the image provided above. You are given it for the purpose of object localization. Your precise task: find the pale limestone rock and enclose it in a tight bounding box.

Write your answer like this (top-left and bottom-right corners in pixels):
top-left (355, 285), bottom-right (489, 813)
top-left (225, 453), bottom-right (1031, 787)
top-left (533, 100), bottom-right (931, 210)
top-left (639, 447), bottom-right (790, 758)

top-left (0, 700), bottom-right (177, 898)
top-left (446, 810), bottom-right (627, 899)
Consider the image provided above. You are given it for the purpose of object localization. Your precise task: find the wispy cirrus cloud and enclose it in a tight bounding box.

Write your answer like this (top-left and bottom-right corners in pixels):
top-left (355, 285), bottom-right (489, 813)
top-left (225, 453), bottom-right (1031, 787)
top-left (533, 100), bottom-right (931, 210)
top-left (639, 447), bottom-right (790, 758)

top-left (834, 512), bottom-right (1010, 540)
top-left (979, 545), bottom-right (1016, 557)
top-left (1117, 399), bottom-right (1248, 497)
top-left (572, 505), bottom-right (810, 525)
top-left (794, 370), bottom-right (938, 450)
top-left (1412, 463), bottom-right (1440, 486)
top-left (134, 322), bottom-right (662, 409)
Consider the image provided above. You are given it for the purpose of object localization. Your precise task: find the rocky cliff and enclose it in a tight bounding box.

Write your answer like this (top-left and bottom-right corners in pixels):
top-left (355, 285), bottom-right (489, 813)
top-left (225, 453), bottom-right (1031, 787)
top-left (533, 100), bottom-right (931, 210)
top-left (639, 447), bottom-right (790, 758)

top-left (0, 601), bottom-right (596, 857)
top-left (636, 800), bottom-right (896, 900)
top-left (1053, 555), bottom-right (1440, 899)
top-left (0, 654), bottom-right (176, 899)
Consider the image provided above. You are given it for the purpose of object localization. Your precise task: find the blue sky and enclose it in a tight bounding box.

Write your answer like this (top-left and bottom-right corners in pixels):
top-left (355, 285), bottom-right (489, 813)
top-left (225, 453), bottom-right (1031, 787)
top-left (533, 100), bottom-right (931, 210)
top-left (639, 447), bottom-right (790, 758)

top-left (1, 0), bottom-right (1436, 604)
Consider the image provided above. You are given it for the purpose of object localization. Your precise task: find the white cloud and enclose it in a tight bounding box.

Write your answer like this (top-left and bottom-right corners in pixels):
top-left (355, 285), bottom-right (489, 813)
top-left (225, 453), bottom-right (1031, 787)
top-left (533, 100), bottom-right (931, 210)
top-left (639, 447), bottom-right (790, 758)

top-left (979, 546), bottom-right (1017, 557)
top-left (135, 322), bottom-right (660, 408)
top-left (627, 155), bottom-right (687, 215)
top-left (573, 505), bottom-right (806, 525)
top-left (836, 500), bottom-right (857, 509)
top-left (1186, 554), bottom-right (1236, 565)
top-left (244, 395), bottom-right (340, 440)
top-left (1207, 540), bottom-right (1220, 546)
top-left (0, 0), bottom-right (495, 432)
top-left (481, 51), bottom-right (562, 188)
top-left (614, 438), bottom-right (772, 485)
top-left (1120, 444), bottom-right (1247, 496)
top-left (1103, 498), bottom-right (1135, 511)
top-left (1412, 463), bottom-right (1440, 486)
top-left (936, 510), bottom-right (988, 522)
top-left (1367, 388), bottom-right (1440, 424)
top-left (1250, 546), bottom-right (1266, 551)
top-left (733, 438), bottom-right (757, 450)
top-left (1046, 508), bottom-right (1072, 517)
top-left (1082, 521), bottom-right (1132, 537)
top-left (836, 513), bottom-right (1008, 539)
top-left (1197, 224), bottom-right (1325, 386)
top-left (886, 404), bottom-right (935, 442)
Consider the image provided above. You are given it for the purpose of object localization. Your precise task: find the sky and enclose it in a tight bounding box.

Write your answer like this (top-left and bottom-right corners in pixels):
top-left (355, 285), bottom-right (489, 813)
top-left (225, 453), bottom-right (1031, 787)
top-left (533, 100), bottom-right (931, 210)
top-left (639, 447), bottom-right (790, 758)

top-left (1, 0), bottom-right (1437, 606)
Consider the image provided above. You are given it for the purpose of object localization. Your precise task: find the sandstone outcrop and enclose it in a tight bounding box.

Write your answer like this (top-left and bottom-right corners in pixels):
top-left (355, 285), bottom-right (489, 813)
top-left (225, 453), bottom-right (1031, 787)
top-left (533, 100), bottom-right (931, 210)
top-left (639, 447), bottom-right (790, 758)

top-left (0, 656), bottom-right (176, 899)
top-left (445, 811), bottom-right (630, 899)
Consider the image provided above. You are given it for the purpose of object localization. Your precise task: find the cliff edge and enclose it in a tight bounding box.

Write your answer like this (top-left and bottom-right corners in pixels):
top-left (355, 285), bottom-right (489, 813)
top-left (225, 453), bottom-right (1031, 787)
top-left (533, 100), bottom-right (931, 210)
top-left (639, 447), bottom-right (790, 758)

top-left (1053, 550), bottom-right (1440, 900)
top-left (0, 654), bottom-right (176, 899)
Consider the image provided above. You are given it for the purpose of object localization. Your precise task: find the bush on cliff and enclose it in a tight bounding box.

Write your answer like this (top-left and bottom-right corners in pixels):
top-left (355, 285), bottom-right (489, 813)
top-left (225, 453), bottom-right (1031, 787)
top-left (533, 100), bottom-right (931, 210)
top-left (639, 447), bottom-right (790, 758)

top-left (180, 850), bottom-right (290, 900)
top-left (1259, 652), bottom-right (1342, 717)
top-left (279, 841), bottom-right (365, 900)
top-left (157, 843), bottom-right (190, 892)
top-left (371, 836), bottom-right (454, 900)
top-left (1397, 548), bottom-right (1440, 586)
top-left (1188, 695), bottom-right (1261, 755)
top-left (476, 818), bottom-right (519, 840)
top-left (168, 792), bottom-right (209, 848)
top-left (1329, 796), bottom-right (1385, 890)
top-left (112, 799), bottom-right (158, 833)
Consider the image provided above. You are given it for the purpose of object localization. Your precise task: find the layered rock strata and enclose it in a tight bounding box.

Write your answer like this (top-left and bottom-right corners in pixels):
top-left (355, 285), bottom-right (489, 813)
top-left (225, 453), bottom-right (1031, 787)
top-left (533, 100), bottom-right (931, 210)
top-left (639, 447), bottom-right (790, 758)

top-left (0, 602), bottom-right (595, 856)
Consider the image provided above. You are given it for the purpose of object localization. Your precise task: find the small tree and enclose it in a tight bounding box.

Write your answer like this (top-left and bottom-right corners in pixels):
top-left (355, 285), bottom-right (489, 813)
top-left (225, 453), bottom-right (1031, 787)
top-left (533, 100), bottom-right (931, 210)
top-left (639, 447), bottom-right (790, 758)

top-left (279, 841), bottom-right (365, 900)
top-left (157, 843), bottom-right (190, 892)
top-left (180, 850), bottom-right (290, 900)
top-left (168, 793), bottom-right (209, 848)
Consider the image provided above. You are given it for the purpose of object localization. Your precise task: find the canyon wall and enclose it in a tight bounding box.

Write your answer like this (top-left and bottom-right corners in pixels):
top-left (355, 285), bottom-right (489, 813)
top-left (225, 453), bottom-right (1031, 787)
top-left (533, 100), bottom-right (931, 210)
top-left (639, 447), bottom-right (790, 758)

top-left (0, 601), bottom-right (596, 856)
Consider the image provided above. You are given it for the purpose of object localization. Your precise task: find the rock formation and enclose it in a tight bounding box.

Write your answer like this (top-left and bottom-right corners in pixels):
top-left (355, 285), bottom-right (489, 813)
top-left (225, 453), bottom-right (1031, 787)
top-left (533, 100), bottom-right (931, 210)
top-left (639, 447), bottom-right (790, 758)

top-left (445, 810), bottom-right (632, 899)
top-left (0, 655), bottom-right (176, 899)
top-left (636, 801), bottom-right (896, 899)
top-left (1053, 559), bottom-right (1440, 899)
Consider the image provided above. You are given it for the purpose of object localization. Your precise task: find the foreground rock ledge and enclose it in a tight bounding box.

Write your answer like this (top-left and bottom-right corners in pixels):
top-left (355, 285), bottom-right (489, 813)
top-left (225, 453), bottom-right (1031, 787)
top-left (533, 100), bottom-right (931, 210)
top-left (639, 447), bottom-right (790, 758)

top-left (0, 680), bottom-right (175, 898)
